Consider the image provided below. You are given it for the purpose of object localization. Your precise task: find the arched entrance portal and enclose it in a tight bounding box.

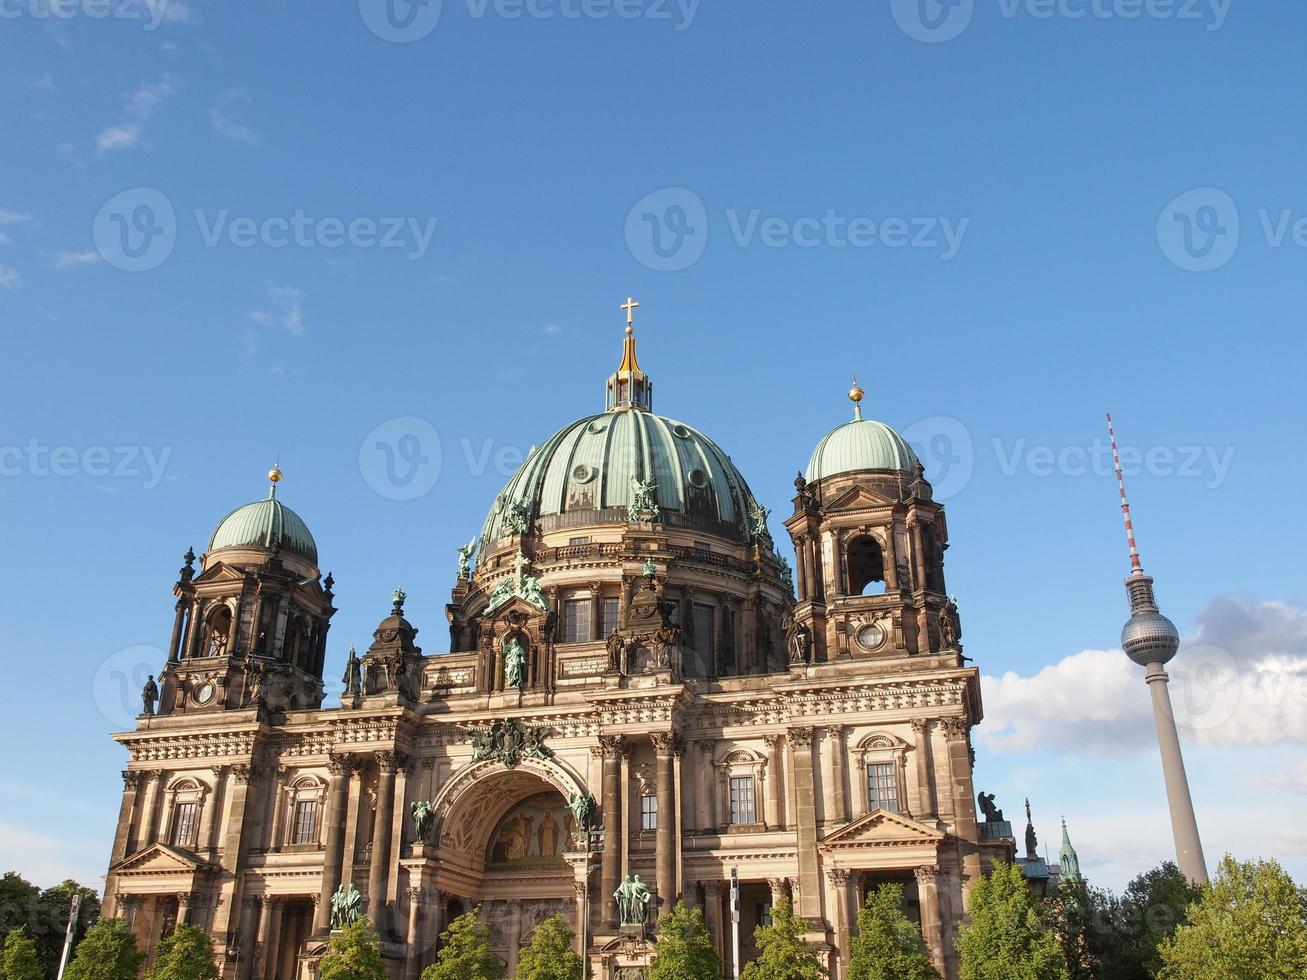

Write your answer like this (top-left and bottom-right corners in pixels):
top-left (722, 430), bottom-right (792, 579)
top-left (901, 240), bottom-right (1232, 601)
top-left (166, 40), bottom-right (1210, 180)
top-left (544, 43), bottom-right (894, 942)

top-left (424, 760), bottom-right (588, 974)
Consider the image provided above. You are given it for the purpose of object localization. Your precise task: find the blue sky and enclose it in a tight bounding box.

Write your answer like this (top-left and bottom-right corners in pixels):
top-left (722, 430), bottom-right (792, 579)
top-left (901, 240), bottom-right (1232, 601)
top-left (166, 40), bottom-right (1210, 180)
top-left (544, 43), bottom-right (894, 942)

top-left (1, 0), bottom-right (1305, 893)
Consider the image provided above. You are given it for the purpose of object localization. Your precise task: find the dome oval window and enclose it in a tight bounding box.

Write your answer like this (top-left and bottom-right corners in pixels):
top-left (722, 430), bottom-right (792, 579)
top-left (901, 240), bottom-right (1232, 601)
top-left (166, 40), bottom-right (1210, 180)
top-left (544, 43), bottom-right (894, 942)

top-left (687, 468), bottom-right (709, 489)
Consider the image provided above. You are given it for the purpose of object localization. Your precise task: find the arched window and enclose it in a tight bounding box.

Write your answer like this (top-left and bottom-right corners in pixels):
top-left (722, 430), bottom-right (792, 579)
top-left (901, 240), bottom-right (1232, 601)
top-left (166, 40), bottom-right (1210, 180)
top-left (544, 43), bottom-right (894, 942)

top-left (847, 535), bottom-right (886, 596)
top-left (205, 605), bottom-right (233, 658)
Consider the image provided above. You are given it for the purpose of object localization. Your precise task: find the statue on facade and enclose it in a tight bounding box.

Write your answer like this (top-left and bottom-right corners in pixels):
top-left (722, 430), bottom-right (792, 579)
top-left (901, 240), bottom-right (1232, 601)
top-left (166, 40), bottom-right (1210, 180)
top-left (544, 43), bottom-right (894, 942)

top-left (411, 800), bottom-right (435, 842)
top-left (939, 602), bottom-right (958, 651)
top-left (777, 554), bottom-right (794, 592)
top-left (605, 628), bottom-right (624, 673)
top-left (1024, 798), bottom-right (1039, 860)
top-left (329, 882), bottom-right (363, 929)
top-left (781, 610), bottom-right (809, 666)
top-left (628, 477), bottom-right (660, 523)
top-left (141, 675), bottom-right (158, 716)
top-left (503, 502), bottom-right (531, 536)
top-left (472, 719), bottom-right (554, 769)
top-left (977, 791), bottom-right (1004, 823)
top-left (503, 636), bottom-right (528, 690)
top-left (341, 647), bottom-right (362, 697)
top-left (520, 573), bottom-right (548, 612)
top-left (614, 874), bottom-right (652, 926)
top-left (750, 503), bottom-right (772, 545)
top-left (457, 537), bottom-right (477, 581)
top-left (245, 661), bottom-right (264, 706)
top-left (567, 792), bottom-right (598, 831)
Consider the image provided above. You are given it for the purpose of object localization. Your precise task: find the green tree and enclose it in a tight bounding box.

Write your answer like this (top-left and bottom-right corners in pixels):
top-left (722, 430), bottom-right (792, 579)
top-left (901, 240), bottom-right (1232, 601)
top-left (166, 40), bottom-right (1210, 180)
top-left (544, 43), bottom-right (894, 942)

top-left (319, 919), bottom-right (388, 980)
top-left (1101, 861), bottom-right (1201, 980)
top-left (514, 915), bottom-right (581, 980)
top-left (62, 917), bottom-right (144, 980)
top-left (955, 862), bottom-right (1067, 980)
top-left (1046, 878), bottom-right (1114, 980)
top-left (422, 909), bottom-right (504, 980)
top-left (1158, 855), bottom-right (1307, 980)
top-left (2, 929), bottom-right (43, 980)
top-left (144, 923), bottom-right (219, 980)
top-left (34, 881), bottom-right (101, 978)
top-left (0, 875), bottom-right (41, 955)
top-left (649, 902), bottom-right (720, 980)
top-left (847, 884), bottom-right (939, 980)
top-left (740, 900), bottom-right (827, 980)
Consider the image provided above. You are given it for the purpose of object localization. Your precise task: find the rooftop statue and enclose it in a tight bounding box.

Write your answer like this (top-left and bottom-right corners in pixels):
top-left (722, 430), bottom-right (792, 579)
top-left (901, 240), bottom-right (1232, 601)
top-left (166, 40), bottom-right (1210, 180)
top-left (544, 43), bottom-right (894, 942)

top-left (978, 791), bottom-right (1004, 823)
top-left (456, 537), bottom-right (477, 580)
top-left (628, 477), bottom-right (661, 523)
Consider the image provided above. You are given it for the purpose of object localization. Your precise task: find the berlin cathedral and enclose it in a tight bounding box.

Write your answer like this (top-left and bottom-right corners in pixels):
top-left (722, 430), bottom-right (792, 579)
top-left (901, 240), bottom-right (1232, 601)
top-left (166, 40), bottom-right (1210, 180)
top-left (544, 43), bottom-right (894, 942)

top-left (103, 305), bottom-right (1013, 979)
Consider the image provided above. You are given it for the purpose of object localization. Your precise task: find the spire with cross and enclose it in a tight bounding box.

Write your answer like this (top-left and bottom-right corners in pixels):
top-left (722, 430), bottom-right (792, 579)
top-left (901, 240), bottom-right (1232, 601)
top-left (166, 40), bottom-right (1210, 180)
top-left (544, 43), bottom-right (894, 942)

top-left (606, 296), bottom-right (653, 412)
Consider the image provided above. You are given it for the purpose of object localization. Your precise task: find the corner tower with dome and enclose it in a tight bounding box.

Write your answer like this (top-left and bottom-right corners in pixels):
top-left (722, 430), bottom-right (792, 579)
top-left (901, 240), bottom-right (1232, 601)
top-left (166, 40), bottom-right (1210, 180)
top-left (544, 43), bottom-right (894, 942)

top-left (101, 305), bottom-right (1007, 980)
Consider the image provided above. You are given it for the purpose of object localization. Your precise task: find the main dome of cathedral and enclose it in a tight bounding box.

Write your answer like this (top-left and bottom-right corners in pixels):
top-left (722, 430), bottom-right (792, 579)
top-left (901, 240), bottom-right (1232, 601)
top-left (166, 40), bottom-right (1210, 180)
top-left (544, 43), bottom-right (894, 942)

top-left (479, 318), bottom-right (764, 548)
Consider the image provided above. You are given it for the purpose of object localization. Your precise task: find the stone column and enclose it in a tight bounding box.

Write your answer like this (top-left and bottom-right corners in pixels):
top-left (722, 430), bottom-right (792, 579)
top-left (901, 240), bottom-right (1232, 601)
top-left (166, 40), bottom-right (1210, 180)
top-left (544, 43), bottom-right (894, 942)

top-left (368, 752), bottom-right (402, 933)
top-left (910, 719), bottom-right (937, 819)
top-left (255, 897), bottom-right (275, 980)
top-left (404, 887), bottom-right (423, 980)
top-left (505, 900), bottom-right (523, 975)
top-left (767, 877), bottom-right (787, 909)
top-left (112, 771), bottom-right (143, 862)
top-left (652, 732), bottom-right (678, 918)
top-left (884, 527), bottom-right (900, 591)
top-left (599, 736), bottom-right (623, 928)
top-left (210, 765), bottom-right (256, 941)
top-left (763, 735), bottom-right (784, 830)
top-left (822, 726), bottom-right (847, 826)
top-left (202, 767), bottom-right (227, 856)
top-left (702, 881), bottom-right (725, 964)
top-left (177, 892), bottom-right (193, 926)
top-left (915, 866), bottom-right (944, 976)
top-left (572, 881), bottom-right (588, 958)
top-left (136, 770), bottom-right (164, 847)
top-left (827, 869), bottom-right (853, 974)
top-left (168, 600), bottom-right (188, 662)
top-left (787, 728), bottom-right (823, 922)
top-left (185, 598), bottom-right (205, 660)
top-left (796, 538), bottom-right (810, 601)
top-left (941, 719), bottom-right (980, 883)
top-left (697, 739), bottom-right (716, 830)
top-left (315, 754), bottom-right (353, 934)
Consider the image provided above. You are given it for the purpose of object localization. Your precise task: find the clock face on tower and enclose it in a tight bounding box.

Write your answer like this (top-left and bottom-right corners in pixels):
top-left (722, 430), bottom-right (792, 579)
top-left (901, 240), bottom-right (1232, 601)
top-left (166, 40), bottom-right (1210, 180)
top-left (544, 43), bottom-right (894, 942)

top-left (856, 623), bottom-right (886, 652)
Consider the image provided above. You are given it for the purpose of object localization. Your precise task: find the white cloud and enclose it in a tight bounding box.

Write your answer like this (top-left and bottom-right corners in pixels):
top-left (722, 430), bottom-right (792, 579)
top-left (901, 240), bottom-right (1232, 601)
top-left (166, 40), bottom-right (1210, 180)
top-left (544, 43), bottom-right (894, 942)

top-left (0, 232), bottom-right (11, 246)
top-left (209, 107), bottom-right (261, 146)
top-left (0, 264), bottom-right (20, 289)
top-left (542, 322), bottom-right (562, 336)
top-left (0, 210), bottom-right (33, 226)
top-left (249, 283), bottom-right (306, 336)
top-left (979, 596), bottom-right (1307, 755)
top-left (52, 251), bottom-right (102, 269)
top-left (96, 122), bottom-right (143, 153)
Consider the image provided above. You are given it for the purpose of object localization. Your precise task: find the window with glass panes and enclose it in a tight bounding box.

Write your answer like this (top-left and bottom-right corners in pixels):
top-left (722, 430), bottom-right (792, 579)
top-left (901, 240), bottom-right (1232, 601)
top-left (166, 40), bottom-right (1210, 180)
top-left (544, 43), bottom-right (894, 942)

top-left (729, 776), bottom-right (756, 824)
top-left (602, 597), bottom-right (620, 636)
top-left (562, 599), bottom-right (591, 643)
top-left (693, 604), bottom-right (714, 675)
top-left (171, 801), bottom-right (198, 846)
top-left (867, 763), bottom-right (900, 812)
top-left (641, 795), bottom-right (658, 830)
top-left (291, 800), bottom-right (318, 844)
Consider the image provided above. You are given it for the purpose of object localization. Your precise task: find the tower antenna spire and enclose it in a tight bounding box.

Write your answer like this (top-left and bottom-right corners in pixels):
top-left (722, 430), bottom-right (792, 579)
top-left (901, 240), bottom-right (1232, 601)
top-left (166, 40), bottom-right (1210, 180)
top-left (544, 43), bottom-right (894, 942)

top-left (1106, 413), bottom-right (1142, 574)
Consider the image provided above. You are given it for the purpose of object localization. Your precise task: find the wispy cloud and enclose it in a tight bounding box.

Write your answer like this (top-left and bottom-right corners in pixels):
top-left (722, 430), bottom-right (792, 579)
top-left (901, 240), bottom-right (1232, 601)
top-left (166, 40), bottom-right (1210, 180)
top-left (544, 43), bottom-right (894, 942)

top-left (209, 107), bottom-right (260, 146)
top-left (22, 73), bottom-right (59, 93)
top-left (249, 283), bottom-right (306, 336)
top-left (0, 233), bottom-right (11, 246)
top-left (0, 210), bottom-right (33, 226)
top-left (51, 251), bottom-right (102, 270)
top-left (96, 75), bottom-right (177, 154)
top-left (0, 264), bottom-right (22, 289)
top-left (542, 322), bottom-right (562, 336)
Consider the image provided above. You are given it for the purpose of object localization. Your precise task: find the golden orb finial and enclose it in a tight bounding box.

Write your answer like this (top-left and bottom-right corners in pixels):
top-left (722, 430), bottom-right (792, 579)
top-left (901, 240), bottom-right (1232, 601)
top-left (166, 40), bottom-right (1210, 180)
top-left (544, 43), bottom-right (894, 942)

top-left (268, 464), bottom-right (283, 484)
top-left (848, 379), bottom-right (865, 420)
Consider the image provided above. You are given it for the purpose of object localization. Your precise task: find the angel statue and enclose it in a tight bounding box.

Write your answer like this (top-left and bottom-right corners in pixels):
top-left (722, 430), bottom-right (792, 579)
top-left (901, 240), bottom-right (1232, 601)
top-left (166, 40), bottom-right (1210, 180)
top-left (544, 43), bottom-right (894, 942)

top-left (568, 792), bottom-right (598, 831)
top-left (503, 635), bottom-right (528, 690)
top-left (456, 538), bottom-right (477, 581)
top-left (411, 799), bottom-right (435, 842)
top-left (329, 882), bottom-right (363, 929)
top-left (628, 477), bottom-right (661, 523)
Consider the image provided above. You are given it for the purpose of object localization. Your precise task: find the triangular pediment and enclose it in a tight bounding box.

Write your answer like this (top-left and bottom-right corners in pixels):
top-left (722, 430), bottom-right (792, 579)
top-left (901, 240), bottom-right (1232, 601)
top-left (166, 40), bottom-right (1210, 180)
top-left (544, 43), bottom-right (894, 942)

top-left (819, 810), bottom-right (945, 850)
top-left (109, 842), bottom-right (215, 876)
top-left (485, 595), bottom-right (550, 620)
top-left (192, 561), bottom-right (248, 586)
top-left (824, 484), bottom-right (897, 511)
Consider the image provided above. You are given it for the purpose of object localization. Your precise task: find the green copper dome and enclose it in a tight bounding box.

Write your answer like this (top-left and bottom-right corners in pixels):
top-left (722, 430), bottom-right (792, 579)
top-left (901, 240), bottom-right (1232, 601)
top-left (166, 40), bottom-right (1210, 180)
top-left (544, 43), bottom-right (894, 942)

top-left (481, 411), bottom-right (764, 546)
top-left (805, 418), bottom-right (919, 483)
top-left (208, 493), bottom-right (318, 564)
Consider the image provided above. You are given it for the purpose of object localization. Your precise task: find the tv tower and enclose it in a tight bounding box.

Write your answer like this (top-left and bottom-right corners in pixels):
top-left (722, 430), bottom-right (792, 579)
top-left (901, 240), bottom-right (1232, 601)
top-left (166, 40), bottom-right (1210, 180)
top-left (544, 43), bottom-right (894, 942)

top-left (1107, 414), bottom-right (1208, 884)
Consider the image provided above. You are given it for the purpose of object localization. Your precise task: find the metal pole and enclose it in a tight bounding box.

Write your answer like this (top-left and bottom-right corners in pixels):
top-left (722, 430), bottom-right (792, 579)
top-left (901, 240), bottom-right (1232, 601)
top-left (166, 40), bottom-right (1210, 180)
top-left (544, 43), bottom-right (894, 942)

top-left (730, 867), bottom-right (740, 980)
top-left (55, 894), bottom-right (80, 980)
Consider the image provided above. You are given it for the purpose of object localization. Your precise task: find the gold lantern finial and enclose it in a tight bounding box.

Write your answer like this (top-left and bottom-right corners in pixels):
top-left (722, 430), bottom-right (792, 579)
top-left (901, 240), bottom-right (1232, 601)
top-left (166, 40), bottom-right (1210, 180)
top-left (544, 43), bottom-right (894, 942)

top-left (267, 458), bottom-right (283, 498)
top-left (849, 379), bottom-right (865, 420)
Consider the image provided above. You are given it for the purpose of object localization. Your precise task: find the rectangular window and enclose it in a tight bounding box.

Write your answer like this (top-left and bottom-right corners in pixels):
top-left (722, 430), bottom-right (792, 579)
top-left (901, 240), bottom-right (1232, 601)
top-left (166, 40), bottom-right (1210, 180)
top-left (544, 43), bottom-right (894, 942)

top-left (171, 801), bottom-right (198, 847)
top-left (867, 763), bottom-right (900, 813)
top-left (568, 536), bottom-right (590, 546)
top-left (694, 541), bottom-right (712, 552)
top-left (729, 776), bottom-right (756, 825)
top-left (563, 599), bottom-right (591, 644)
top-left (292, 799), bottom-right (319, 845)
top-left (693, 603), bottom-right (714, 675)
top-left (641, 795), bottom-right (658, 831)
top-left (602, 597), bottom-right (620, 635)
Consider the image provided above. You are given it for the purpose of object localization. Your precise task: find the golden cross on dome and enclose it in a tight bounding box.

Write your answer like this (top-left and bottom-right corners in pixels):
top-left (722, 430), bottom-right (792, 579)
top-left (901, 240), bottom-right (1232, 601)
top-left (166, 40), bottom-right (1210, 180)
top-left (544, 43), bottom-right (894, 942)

top-left (621, 296), bottom-right (639, 328)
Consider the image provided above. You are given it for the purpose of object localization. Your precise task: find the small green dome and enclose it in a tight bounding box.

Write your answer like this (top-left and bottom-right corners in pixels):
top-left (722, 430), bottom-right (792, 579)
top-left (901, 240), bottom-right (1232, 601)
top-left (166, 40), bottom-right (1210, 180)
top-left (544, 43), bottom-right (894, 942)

top-left (481, 411), bottom-right (763, 546)
top-left (805, 418), bottom-right (919, 483)
top-left (209, 495), bottom-right (318, 564)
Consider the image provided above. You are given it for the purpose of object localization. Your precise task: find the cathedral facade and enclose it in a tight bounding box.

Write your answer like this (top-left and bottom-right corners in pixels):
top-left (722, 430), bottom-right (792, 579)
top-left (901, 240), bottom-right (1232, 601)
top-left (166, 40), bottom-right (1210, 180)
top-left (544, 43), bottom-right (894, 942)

top-left (102, 311), bottom-right (1010, 979)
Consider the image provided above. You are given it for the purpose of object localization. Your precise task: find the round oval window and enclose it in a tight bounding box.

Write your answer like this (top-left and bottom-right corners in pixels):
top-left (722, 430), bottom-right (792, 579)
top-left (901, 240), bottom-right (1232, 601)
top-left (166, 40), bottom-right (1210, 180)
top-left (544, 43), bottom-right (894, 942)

top-left (856, 624), bottom-right (886, 651)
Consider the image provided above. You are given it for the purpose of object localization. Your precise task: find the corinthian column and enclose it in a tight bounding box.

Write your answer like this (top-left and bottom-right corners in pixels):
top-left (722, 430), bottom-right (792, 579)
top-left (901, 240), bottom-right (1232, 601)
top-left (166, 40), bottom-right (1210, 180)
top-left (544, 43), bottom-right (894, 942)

top-left (368, 752), bottom-right (403, 933)
top-left (315, 754), bottom-right (353, 934)
top-left (915, 866), bottom-right (944, 975)
top-left (651, 732), bottom-right (678, 918)
top-left (599, 735), bottom-right (624, 928)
